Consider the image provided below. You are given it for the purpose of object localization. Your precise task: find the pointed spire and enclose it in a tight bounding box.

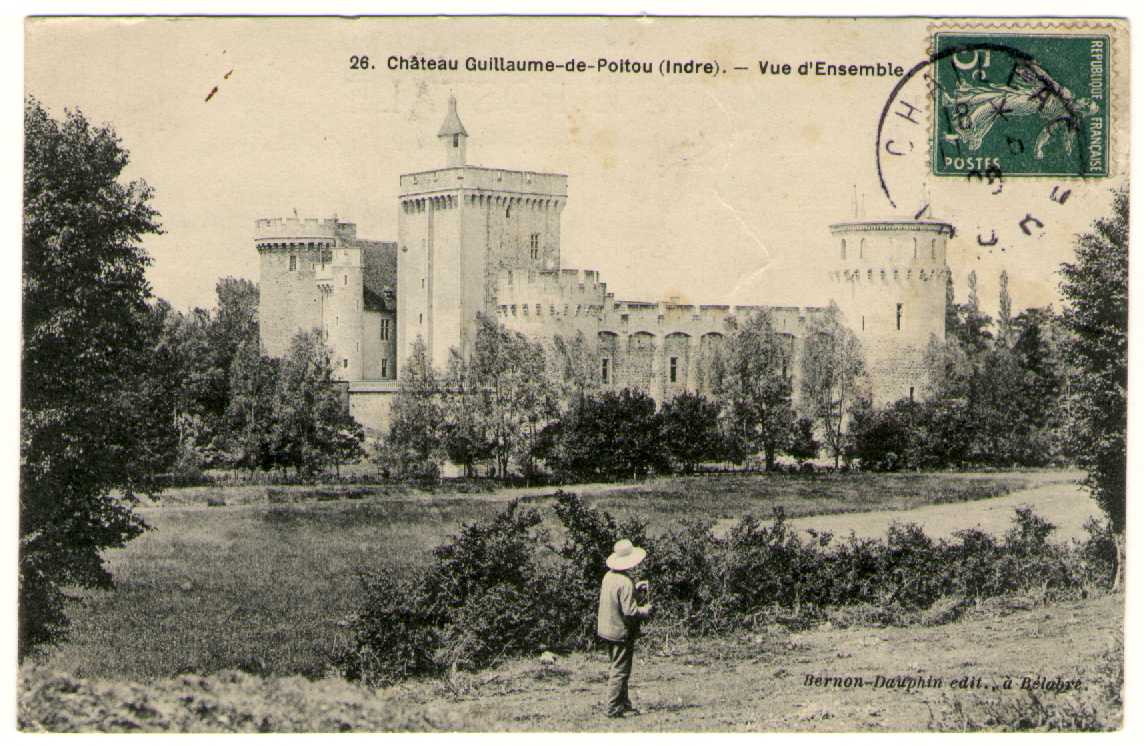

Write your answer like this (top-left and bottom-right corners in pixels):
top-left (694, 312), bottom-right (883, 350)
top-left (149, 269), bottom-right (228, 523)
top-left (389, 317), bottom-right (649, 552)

top-left (437, 94), bottom-right (468, 138)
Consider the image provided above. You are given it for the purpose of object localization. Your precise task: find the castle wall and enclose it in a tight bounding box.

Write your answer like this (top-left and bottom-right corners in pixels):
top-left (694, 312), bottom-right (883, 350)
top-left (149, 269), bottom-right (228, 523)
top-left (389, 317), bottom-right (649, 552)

top-left (347, 381), bottom-right (399, 437)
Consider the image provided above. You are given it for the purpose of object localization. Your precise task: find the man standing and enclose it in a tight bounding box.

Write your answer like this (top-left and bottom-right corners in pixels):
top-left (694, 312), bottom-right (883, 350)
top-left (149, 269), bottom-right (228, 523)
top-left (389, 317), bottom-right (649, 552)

top-left (597, 539), bottom-right (653, 718)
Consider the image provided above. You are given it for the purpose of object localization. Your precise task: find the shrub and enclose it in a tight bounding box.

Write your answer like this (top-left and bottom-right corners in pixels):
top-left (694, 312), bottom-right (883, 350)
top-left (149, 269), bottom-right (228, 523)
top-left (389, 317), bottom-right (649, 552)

top-left (341, 576), bottom-right (441, 687)
top-left (341, 494), bottom-right (1110, 687)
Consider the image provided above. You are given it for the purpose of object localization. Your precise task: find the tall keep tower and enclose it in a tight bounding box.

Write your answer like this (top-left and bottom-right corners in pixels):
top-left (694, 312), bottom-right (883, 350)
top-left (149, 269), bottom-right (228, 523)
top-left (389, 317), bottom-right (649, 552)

top-left (827, 219), bottom-right (953, 405)
top-left (397, 98), bottom-right (569, 368)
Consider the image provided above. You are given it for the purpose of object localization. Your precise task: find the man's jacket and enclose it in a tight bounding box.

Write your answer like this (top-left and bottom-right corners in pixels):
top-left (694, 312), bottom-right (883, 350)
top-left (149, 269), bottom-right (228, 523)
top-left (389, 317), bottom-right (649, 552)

top-left (597, 570), bottom-right (650, 642)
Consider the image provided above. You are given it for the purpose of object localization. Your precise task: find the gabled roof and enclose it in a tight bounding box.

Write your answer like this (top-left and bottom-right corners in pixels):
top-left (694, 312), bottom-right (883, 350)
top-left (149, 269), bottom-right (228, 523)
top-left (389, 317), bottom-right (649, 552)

top-left (437, 95), bottom-right (468, 138)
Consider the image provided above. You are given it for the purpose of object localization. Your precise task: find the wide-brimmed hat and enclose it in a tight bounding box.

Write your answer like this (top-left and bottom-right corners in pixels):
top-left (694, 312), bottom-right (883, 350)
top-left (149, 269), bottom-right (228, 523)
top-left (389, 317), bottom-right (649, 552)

top-left (606, 539), bottom-right (647, 571)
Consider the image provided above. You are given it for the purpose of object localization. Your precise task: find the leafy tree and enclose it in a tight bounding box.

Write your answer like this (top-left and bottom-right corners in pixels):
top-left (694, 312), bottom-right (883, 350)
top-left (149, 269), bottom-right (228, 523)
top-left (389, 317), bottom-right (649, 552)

top-left (271, 330), bottom-right (364, 476)
top-left (440, 348), bottom-right (489, 477)
top-left (21, 98), bottom-right (166, 655)
top-left (786, 416), bottom-right (820, 464)
top-left (659, 391), bottom-right (725, 472)
top-left (550, 331), bottom-right (599, 410)
top-left (848, 398), bottom-right (924, 471)
top-left (950, 269), bottom-right (994, 357)
top-left (800, 303), bottom-right (867, 467)
top-left (541, 389), bottom-right (667, 481)
top-left (466, 316), bottom-right (555, 479)
top-left (377, 336), bottom-right (444, 480)
top-left (223, 338), bottom-right (280, 474)
top-left (716, 310), bottom-right (796, 470)
top-left (997, 270), bottom-right (1013, 348)
top-left (1059, 188), bottom-right (1128, 588)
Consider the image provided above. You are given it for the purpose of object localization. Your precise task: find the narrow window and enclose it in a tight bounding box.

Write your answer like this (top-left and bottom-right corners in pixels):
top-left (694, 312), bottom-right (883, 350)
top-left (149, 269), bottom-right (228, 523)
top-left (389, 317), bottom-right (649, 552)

top-left (909, 385), bottom-right (915, 402)
top-left (912, 237), bottom-right (918, 259)
top-left (419, 312), bottom-right (423, 324)
top-left (381, 358), bottom-right (389, 377)
top-left (342, 359), bottom-right (348, 369)
top-left (380, 319), bottom-right (390, 340)
top-left (453, 133), bottom-right (459, 147)
top-left (669, 357), bottom-right (678, 383)
top-left (335, 315), bottom-right (339, 327)
top-left (602, 358), bottom-right (610, 383)
top-left (289, 255), bottom-right (297, 271)
top-left (861, 315), bottom-right (865, 331)
top-left (840, 239), bottom-right (847, 260)
top-left (931, 238), bottom-right (936, 259)
top-left (896, 303), bottom-right (903, 330)
top-left (421, 277), bottom-right (425, 289)
top-left (343, 274), bottom-right (348, 286)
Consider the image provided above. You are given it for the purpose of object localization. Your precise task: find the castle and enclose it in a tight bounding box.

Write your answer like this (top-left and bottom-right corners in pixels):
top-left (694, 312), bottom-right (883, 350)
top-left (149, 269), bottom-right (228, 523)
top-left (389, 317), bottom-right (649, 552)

top-left (257, 97), bottom-right (953, 435)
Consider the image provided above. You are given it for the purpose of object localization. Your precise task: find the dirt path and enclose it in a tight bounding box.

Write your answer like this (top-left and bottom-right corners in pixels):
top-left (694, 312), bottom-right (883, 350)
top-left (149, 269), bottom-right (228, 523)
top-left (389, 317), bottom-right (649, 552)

top-left (394, 593), bottom-right (1122, 732)
top-left (709, 480), bottom-right (1100, 544)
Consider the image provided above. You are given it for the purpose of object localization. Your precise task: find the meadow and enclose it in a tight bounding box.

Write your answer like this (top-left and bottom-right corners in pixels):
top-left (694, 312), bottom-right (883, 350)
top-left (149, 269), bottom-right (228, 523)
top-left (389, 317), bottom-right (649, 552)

top-left (36, 469), bottom-right (1078, 681)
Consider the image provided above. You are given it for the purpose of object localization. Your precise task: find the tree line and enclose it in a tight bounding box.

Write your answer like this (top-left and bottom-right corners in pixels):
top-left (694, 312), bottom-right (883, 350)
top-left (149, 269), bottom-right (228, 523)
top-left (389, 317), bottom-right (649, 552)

top-left (379, 308), bottom-right (862, 481)
top-left (134, 278), bottom-right (365, 481)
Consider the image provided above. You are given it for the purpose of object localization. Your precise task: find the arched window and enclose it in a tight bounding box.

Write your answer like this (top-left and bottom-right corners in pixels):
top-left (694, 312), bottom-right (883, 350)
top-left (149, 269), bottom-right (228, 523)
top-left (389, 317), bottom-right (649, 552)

top-left (453, 133), bottom-right (459, 147)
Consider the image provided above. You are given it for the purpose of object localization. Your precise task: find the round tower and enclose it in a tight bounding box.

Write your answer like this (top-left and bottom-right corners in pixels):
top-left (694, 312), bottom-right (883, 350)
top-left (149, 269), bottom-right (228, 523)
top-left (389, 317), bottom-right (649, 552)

top-left (827, 219), bottom-right (954, 405)
top-left (254, 216), bottom-right (358, 363)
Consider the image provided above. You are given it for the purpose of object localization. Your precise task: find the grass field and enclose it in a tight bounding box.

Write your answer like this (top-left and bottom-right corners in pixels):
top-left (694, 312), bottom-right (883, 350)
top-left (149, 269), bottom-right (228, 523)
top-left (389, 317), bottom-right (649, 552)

top-left (35, 470), bottom-right (1080, 682)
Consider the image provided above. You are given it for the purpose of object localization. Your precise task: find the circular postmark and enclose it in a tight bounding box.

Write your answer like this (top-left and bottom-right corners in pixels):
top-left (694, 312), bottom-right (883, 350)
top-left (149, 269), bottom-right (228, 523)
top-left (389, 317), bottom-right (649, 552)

top-left (876, 40), bottom-right (1101, 211)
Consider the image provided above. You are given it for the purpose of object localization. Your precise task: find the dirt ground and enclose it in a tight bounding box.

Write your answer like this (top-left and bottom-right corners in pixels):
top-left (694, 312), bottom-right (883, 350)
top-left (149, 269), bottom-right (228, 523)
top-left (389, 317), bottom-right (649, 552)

top-left (392, 592), bottom-right (1123, 732)
top-left (761, 480), bottom-right (1102, 544)
top-left (21, 592), bottom-right (1121, 732)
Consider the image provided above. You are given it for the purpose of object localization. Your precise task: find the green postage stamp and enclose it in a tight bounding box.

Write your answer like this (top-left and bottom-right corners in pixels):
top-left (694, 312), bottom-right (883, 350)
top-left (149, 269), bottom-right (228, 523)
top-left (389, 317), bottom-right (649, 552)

top-left (932, 33), bottom-right (1110, 177)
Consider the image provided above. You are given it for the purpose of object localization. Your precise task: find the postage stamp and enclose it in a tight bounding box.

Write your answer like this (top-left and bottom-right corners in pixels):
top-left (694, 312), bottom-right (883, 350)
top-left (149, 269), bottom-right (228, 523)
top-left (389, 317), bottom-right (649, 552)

top-left (17, 14), bottom-right (1132, 735)
top-left (931, 33), bottom-right (1111, 177)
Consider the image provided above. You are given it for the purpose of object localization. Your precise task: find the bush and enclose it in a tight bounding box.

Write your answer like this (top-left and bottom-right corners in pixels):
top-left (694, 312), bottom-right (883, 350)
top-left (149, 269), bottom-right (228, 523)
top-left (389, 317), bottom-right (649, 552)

top-left (340, 494), bottom-right (1114, 687)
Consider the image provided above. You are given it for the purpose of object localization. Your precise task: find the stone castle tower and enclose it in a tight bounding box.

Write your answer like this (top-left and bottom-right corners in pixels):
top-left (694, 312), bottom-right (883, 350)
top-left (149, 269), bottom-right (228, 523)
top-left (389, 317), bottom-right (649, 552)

top-left (828, 219), bottom-right (953, 404)
top-left (255, 217), bottom-right (398, 382)
top-left (397, 95), bottom-right (568, 369)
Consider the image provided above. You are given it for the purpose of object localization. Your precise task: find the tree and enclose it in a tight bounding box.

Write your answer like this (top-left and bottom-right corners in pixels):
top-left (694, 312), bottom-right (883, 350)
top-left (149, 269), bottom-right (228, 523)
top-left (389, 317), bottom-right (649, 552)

top-left (800, 303), bottom-right (867, 467)
top-left (716, 310), bottom-right (796, 470)
top-left (997, 270), bottom-right (1013, 348)
top-left (951, 269), bottom-right (994, 357)
top-left (271, 330), bottom-right (364, 476)
top-left (377, 336), bottom-right (444, 480)
top-left (440, 348), bottom-right (488, 477)
top-left (550, 331), bottom-right (599, 410)
top-left (659, 391), bottom-right (725, 472)
top-left (1059, 188), bottom-right (1128, 589)
top-left (786, 416), bottom-right (820, 464)
top-left (466, 316), bottom-right (555, 479)
top-left (223, 338), bottom-right (280, 475)
top-left (21, 98), bottom-right (166, 656)
top-left (540, 389), bottom-right (666, 481)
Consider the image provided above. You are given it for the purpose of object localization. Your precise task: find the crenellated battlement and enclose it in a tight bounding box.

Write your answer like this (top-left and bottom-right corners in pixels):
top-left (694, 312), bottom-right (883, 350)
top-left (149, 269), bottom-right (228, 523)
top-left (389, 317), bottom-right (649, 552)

top-left (606, 299), bottom-right (827, 335)
top-left (254, 217), bottom-right (357, 245)
top-left (495, 268), bottom-right (609, 319)
top-left (399, 166), bottom-right (567, 198)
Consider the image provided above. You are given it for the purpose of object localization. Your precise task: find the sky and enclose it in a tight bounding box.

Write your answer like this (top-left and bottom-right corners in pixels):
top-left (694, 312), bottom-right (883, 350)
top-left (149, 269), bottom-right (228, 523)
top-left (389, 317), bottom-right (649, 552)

top-left (24, 16), bottom-right (1129, 319)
